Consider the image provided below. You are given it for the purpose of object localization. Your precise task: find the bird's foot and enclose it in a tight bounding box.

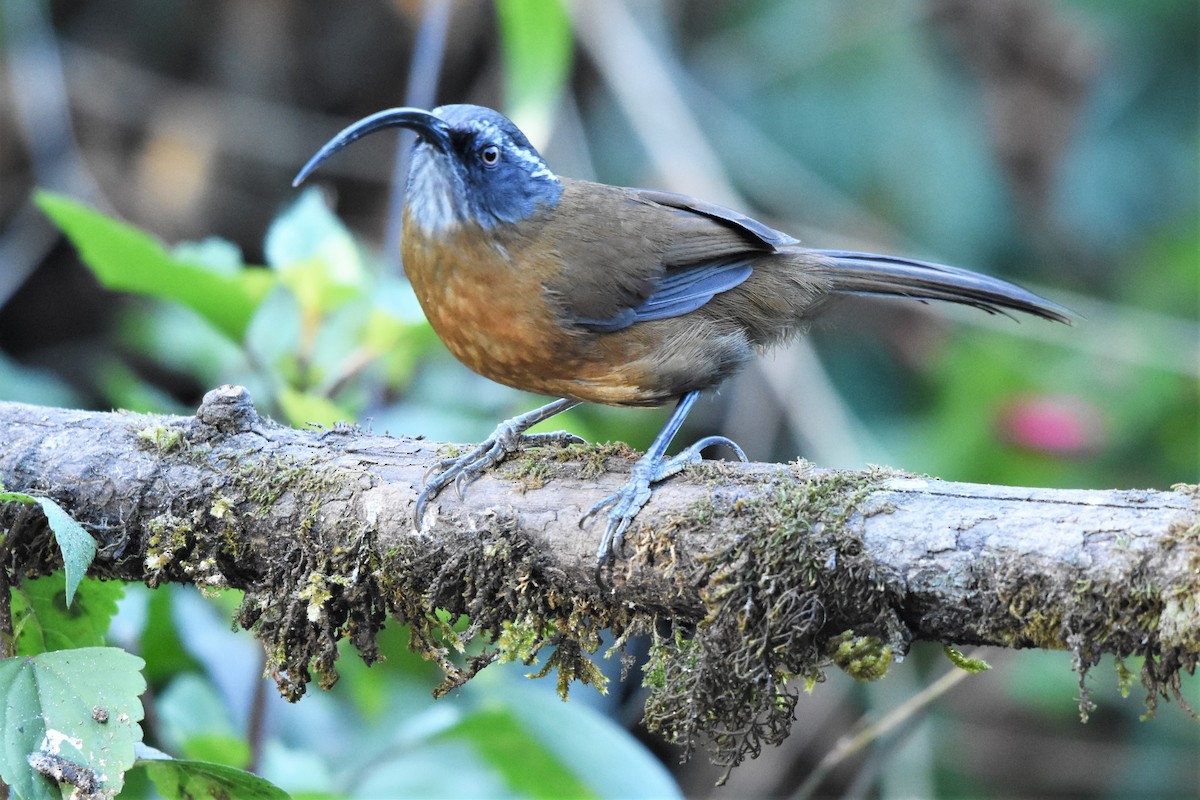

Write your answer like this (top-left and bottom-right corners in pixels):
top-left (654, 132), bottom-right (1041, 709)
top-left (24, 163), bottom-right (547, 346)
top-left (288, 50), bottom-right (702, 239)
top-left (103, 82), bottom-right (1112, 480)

top-left (585, 435), bottom-right (747, 582)
top-left (414, 422), bottom-right (584, 525)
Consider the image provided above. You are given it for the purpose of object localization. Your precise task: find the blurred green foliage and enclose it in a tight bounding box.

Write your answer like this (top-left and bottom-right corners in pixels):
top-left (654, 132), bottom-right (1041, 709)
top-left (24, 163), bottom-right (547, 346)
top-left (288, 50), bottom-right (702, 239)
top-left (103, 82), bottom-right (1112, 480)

top-left (36, 188), bottom-right (441, 430)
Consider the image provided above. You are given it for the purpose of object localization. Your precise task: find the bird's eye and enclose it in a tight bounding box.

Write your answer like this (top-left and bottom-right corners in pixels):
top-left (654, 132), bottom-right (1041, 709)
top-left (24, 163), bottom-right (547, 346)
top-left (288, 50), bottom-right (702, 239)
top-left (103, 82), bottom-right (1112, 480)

top-left (480, 145), bottom-right (500, 166)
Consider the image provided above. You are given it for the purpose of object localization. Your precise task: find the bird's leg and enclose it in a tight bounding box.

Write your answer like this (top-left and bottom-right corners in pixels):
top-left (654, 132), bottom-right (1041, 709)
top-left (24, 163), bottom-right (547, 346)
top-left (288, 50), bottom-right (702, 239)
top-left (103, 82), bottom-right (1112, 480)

top-left (414, 397), bottom-right (583, 524)
top-left (584, 391), bottom-right (747, 575)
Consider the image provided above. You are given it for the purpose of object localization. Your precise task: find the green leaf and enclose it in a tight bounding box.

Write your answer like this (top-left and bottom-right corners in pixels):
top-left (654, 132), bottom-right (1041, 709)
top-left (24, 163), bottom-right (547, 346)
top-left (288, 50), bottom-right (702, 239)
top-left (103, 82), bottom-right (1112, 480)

top-left (140, 586), bottom-right (206, 687)
top-left (11, 575), bottom-right (124, 655)
top-left (156, 674), bottom-right (248, 768)
top-left (0, 493), bottom-right (97, 607)
top-left (35, 497), bottom-right (96, 608)
top-left (491, 684), bottom-right (681, 799)
top-left (35, 190), bottom-right (275, 342)
top-left (0, 647), bottom-right (146, 799)
top-left (97, 358), bottom-right (193, 416)
top-left (406, 682), bottom-right (681, 799)
top-left (171, 237), bottom-right (245, 275)
top-left (264, 189), bottom-right (360, 279)
top-left (496, 0), bottom-right (572, 144)
top-left (277, 386), bottom-right (353, 429)
top-left (438, 704), bottom-right (595, 800)
top-left (117, 302), bottom-right (250, 391)
top-left (175, 733), bottom-right (252, 768)
top-left (136, 757), bottom-right (290, 800)
top-left (265, 190), bottom-right (365, 316)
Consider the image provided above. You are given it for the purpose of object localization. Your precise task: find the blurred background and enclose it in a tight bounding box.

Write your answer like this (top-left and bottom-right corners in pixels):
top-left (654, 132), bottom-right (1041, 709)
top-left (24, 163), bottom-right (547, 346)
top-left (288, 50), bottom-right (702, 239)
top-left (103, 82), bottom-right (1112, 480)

top-left (1, 0), bottom-right (1196, 797)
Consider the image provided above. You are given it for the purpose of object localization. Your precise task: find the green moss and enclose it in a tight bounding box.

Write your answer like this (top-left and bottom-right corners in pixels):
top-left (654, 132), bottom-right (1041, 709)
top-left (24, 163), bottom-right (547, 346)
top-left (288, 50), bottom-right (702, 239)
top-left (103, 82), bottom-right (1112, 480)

top-left (209, 495), bottom-right (234, 519)
top-left (1024, 611), bottom-right (1067, 649)
top-left (497, 458), bottom-right (555, 491)
top-left (298, 571), bottom-right (351, 623)
top-left (559, 441), bottom-right (637, 480)
top-left (973, 505), bottom-right (1199, 722)
top-left (1139, 517), bottom-right (1200, 719)
top-left (1114, 656), bottom-right (1135, 698)
top-left (317, 439), bottom-right (646, 704)
top-left (828, 631), bottom-right (893, 681)
top-left (372, 505), bottom-right (628, 704)
top-left (497, 613), bottom-right (553, 664)
top-left (234, 454), bottom-right (331, 512)
top-left (160, 412), bottom-right (1196, 770)
top-left (943, 645), bottom-right (991, 674)
top-left (638, 464), bottom-right (901, 777)
top-left (499, 440), bottom-right (637, 487)
top-left (1157, 521), bottom-right (1200, 653)
top-left (643, 628), bottom-right (708, 745)
top-left (137, 437), bottom-right (388, 700)
top-left (143, 512), bottom-right (193, 582)
top-left (136, 424), bottom-right (186, 452)
top-left (530, 639), bottom-right (610, 700)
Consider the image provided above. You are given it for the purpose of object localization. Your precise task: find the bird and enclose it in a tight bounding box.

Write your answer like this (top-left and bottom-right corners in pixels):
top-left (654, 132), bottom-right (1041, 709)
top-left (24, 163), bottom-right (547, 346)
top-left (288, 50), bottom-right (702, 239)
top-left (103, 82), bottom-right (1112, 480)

top-left (293, 103), bottom-right (1072, 572)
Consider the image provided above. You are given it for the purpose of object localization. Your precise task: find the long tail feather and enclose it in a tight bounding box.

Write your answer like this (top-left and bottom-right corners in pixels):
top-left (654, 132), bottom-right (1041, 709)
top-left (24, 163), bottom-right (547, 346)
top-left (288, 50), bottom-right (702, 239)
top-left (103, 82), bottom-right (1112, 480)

top-left (814, 249), bottom-right (1074, 324)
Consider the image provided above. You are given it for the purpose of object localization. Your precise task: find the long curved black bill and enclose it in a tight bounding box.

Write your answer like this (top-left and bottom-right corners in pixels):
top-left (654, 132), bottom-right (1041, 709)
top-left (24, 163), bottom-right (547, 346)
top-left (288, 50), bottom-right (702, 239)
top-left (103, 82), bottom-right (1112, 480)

top-left (292, 107), bottom-right (452, 187)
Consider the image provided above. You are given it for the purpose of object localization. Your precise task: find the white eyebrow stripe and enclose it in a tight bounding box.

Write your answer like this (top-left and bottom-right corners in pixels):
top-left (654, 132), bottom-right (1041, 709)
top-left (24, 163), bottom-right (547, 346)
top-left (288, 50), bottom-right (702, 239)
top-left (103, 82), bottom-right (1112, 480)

top-left (462, 119), bottom-right (556, 180)
top-left (508, 146), bottom-right (555, 179)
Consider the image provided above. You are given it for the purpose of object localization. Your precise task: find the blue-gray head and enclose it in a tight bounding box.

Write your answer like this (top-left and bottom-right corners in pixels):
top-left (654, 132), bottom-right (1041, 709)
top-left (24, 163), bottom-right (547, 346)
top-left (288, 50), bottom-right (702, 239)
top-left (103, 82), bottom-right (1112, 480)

top-left (293, 104), bottom-right (563, 233)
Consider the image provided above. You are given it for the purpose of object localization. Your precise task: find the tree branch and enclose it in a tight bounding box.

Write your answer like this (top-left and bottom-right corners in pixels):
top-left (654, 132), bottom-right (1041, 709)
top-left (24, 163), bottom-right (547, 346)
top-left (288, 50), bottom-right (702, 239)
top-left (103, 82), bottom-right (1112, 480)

top-left (1, 386), bottom-right (1196, 769)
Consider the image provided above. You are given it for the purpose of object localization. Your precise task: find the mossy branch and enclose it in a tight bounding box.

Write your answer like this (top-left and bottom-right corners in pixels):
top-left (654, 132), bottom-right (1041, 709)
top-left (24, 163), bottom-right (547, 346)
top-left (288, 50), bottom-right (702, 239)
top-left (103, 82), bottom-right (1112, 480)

top-left (1, 387), bottom-right (1196, 772)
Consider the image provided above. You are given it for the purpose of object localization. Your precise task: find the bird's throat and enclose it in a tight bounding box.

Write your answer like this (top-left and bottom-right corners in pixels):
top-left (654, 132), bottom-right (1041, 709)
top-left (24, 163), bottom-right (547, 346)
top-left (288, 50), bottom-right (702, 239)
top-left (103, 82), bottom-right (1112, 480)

top-left (404, 154), bottom-right (466, 236)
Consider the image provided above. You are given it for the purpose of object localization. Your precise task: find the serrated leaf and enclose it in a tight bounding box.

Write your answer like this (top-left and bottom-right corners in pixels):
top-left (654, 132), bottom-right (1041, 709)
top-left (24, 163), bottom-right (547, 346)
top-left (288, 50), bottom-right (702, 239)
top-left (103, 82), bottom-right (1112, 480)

top-left (12, 575), bottom-right (124, 655)
top-left (35, 191), bottom-right (275, 342)
top-left (0, 647), bottom-right (146, 799)
top-left (136, 757), bottom-right (290, 800)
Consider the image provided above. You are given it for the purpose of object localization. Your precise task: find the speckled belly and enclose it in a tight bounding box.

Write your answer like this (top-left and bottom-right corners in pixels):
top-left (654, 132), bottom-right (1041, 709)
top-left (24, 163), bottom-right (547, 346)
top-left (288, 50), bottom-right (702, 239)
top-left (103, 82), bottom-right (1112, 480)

top-left (401, 221), bottom-right (664, 405)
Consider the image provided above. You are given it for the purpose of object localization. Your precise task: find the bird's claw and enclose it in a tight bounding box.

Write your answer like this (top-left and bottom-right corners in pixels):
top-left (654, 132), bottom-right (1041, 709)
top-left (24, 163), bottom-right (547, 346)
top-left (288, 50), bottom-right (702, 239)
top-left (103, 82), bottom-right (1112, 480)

top-left (414, 423), bottom-right (583, 526)
top-left (585, 468), bottom-right (654, 556)
top-left (683, 435), bottom-right (748, 463)
top-left (586, 434), bottom-right (748, 584)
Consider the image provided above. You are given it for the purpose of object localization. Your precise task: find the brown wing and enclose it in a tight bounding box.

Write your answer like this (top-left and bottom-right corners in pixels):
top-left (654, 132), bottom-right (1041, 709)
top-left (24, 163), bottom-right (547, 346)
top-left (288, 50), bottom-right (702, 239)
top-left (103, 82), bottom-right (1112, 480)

top-left (543, 180), bottom-right (792, 332)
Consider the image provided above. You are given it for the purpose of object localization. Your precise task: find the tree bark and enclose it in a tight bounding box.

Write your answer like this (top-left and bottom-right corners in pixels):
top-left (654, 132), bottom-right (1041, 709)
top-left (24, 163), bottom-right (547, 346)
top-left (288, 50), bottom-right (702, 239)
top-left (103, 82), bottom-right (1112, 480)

top-left (1, 387), bottom-right (1195, 764)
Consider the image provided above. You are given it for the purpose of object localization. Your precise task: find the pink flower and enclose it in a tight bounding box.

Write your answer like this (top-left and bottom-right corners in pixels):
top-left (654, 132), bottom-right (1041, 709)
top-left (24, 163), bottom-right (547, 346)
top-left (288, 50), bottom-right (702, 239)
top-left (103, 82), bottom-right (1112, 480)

top-left (998, 394), bottom-right (1104, 456)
